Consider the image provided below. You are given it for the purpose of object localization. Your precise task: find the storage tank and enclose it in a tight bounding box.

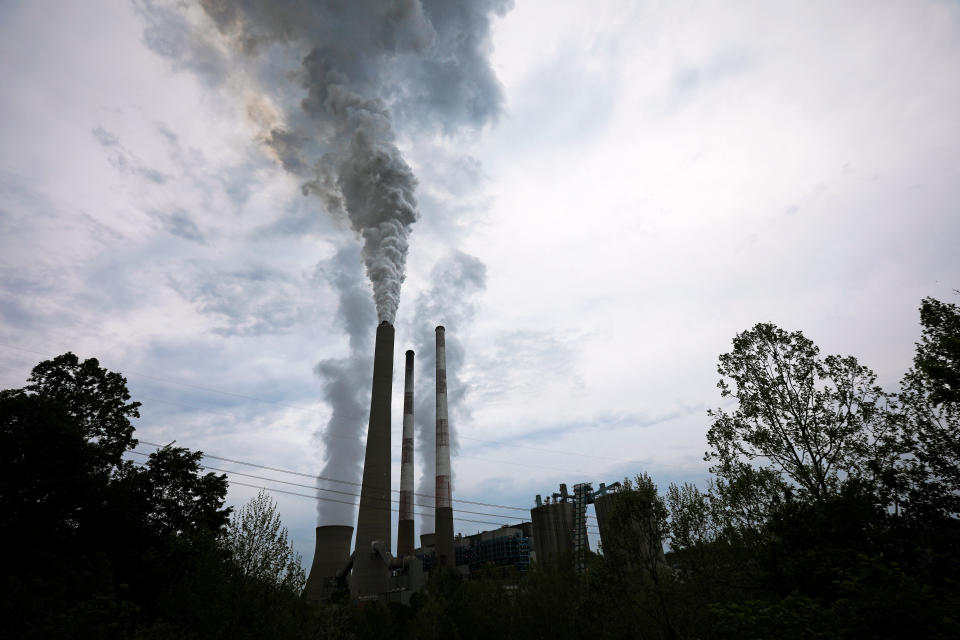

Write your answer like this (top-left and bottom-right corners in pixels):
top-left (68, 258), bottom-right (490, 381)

top-left (530, 501), bottom-right (574, 565)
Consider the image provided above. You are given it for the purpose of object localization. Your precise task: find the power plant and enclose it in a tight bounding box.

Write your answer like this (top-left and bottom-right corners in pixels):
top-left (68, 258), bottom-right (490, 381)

top-left (305, 322), bottom-right (662, 603)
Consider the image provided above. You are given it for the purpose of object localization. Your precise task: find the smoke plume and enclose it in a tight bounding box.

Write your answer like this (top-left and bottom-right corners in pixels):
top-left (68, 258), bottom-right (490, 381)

top-left (312, 244), bottom-right (376, 524)
top-left (178, 0), bottom-right (511, 322)
top-left (413, 251), bottom-right (486, 532)
top-left (137, 0), bottom-right (509, 524)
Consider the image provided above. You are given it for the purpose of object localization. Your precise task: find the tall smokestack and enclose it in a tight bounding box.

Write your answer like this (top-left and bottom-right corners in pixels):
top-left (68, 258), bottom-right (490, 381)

top-left (351, 321), bottom-right (394, 600)
top-left (434, 326), bottom-right (454, 567)
top-left (397, 349), bottom-right (415, 557)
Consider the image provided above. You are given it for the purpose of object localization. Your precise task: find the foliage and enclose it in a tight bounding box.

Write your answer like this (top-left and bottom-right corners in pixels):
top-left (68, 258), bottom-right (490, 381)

top-left (21, 351), bottom-right (141, 474)
top-left (914, 296), bottom-right (960, 405)
top-left (226, 489), bottom-right (305, 592)
top-left (4, 296), bottom-right (960, 639)
top-left (706, 322), bottom-right (892, 503)
top-left (899, 296), bottom-right (960, 517)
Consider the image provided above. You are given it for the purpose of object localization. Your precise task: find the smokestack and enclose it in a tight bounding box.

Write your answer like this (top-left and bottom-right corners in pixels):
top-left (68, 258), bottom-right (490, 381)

top-left (351, 321), bottom-right (394, 600)
top-left (434, 326), bottom-right (454, 567)
top-left (304, 525), bottom-right (354, 602)
top-left (397, 349), bottom-right (415, 557)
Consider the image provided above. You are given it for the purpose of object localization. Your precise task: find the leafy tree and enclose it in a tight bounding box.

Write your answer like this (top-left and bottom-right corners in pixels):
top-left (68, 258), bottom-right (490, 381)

top-left (20, 352), bottom-right (140, 474)
top-left (132, 445), bottom-right (231, 540)
top-left (913, 296), bottom-right (960, 405)
top-left (0, 353), bottom-right (233, 638)
top-left (899, 296), bottom-right (960, 517)
top-left (225, 489), bottom-right (305, 592)
top-left (706, 323), bottom-right (892, 504)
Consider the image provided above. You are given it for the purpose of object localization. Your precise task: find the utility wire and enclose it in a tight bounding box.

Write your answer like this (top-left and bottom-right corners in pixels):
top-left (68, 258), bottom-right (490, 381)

top-left (227, 480), bottom-right (526, 528)
top-left (125, 450), bottom-right (605, 528)
top-left (136, 439), bottom-right (598, 521)
top-left (139, 439), bottom-right (530, 514)
top-left (127, 459), bottom-right (529, 529)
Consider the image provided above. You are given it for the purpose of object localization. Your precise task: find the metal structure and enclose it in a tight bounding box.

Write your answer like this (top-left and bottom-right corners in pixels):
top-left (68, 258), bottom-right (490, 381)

top-left (434, 326), bottom-right (454, 568)
top-left (397, 349), bottom-right (415, 557)
top-left (304, 525), bottom-right (354, 602)
top-left (572, 483), bottom-right (591, 572)
top-left (351, 321), bottom-right (394, 600)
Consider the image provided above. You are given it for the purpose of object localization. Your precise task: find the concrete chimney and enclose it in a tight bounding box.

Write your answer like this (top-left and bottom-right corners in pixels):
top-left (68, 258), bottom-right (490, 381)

top-left (304, 525), bottom-right (353, 601)
top-left (397, 349), bottom-right (415, 557)
top-left (351, 321), bottom-right (394, 600)
top-left (434, 326), bottom-right (454, 568)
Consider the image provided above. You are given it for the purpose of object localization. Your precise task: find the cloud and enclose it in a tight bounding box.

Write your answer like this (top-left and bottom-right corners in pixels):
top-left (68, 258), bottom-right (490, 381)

top-left (149, 209), bottom-right (206, 243)
top-left (169, 265), bottom-right (318, 336)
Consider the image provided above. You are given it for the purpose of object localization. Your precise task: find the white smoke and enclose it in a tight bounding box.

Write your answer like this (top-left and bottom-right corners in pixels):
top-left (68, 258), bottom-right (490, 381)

top-left (412, 251), bottom-right (486, 532)
top-left (312, 245), bottom-right (376, 524)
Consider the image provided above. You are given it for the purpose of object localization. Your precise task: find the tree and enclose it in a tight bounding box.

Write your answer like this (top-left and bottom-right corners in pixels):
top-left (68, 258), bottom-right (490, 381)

top-left (131, 445), bottom-right (231, 540)
top-left (914, 296), bottom-right (960, 405)
top-left (706, 323), bottom-right (892, 504)
top-left (21, 352), bottom-right (140, 475)
top-left (225, 489), bottom-right (305, 592)
top-left (0, 353), bottom-right (235, 639)
top-left (899, 296), bottom-right (960, 517)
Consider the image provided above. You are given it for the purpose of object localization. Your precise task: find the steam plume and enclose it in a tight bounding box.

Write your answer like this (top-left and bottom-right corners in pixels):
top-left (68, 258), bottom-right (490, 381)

top-left (413, 251), bottom-right (486, 531)
top-left (178, 0), bottom-right (511, 322)
top-left (312, 244), bottom-right (376, 524)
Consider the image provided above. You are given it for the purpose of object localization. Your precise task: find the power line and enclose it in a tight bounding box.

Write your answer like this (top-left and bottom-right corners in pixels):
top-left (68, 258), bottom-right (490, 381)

top-left (125, 450), bottom-right (598, 527)
top-left (227, 480), bottom-right (526, 528)
top-left (131, 460), bottom-right (530, 530)
top-left (131, 442), bottom-right (598, 524)
top-left (137, 439), bottom-right (539, 514)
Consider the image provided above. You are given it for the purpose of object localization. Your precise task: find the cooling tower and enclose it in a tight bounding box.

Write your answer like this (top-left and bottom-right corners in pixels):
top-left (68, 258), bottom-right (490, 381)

top-left (434, 326), bottom-right (454, 568)
top-left (397, 349), bottom-right (415, 557)
top-left (304, 525), bottom-right (354, 602)
top-left (351, 321), bottom-right (394, 600)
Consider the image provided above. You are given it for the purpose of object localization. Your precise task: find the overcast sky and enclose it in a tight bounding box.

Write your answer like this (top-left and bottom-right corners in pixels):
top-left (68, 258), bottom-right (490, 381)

top-left (2, 0), bottom-right (958, 568)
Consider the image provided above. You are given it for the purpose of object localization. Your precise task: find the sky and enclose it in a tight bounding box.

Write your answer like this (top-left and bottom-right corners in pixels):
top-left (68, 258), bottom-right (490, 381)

top-left (1, 0), bottom-right (959, 569)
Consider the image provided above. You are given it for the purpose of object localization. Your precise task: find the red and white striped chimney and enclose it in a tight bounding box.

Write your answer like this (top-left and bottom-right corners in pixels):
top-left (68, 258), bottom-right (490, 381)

top-left (397, 349), bottom-right (415, 557)
top-left (434, 326), bottom-right (454, 567)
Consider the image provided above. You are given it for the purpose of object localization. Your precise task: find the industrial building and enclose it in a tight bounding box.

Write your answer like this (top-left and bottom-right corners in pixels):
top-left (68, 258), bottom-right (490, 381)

top-left (454, 523), bottom-right (533, 578)
top-left (303, 321), bottom-right (664, 604)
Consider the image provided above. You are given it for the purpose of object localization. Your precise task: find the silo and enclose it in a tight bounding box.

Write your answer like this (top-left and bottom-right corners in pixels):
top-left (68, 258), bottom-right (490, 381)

top-left (304, 525), bottom-right (354, 601)
top-left (594, 490), bottom-right (666, 568)
top-left (530, 501), bottom-right (575, 565)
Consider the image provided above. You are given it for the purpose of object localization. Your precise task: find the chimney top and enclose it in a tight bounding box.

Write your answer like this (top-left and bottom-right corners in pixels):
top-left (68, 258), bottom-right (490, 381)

top-left (379, 320), bottom-right (392, 327)
top-left (406, 349), bottom-right (414, 356)
top-left (435, 325), bottom-right (445, 332)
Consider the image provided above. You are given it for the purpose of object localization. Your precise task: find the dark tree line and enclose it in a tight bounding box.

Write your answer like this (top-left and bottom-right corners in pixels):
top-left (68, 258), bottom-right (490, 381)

top-left (3, 295), bottom-right (958, 638)
top-left (0, 354), bottom-right (312, 639)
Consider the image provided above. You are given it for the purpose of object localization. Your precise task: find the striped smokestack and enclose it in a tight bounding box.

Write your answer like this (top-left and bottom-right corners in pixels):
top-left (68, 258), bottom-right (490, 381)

top-left (434, 326), bottom-right (454, 567)
top-left (397, 349), bottom-right (415, 557)
top-left (351, 320), bottom-right (394, 600)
